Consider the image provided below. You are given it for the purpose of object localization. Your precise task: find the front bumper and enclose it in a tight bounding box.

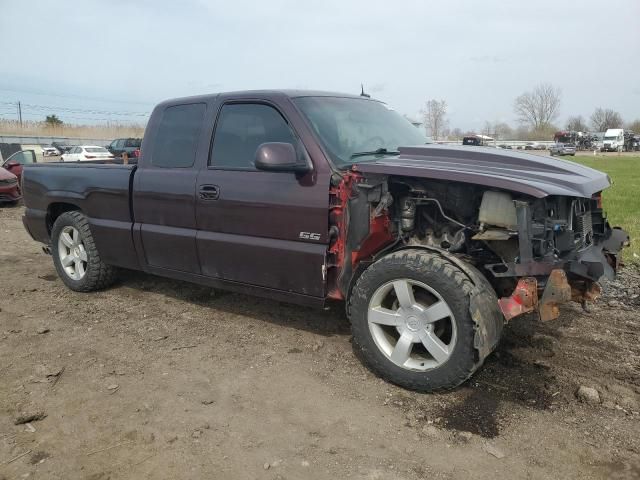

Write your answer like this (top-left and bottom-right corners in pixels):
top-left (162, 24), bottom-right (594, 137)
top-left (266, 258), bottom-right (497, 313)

top-left (497, 227), bottom-right (629, 321)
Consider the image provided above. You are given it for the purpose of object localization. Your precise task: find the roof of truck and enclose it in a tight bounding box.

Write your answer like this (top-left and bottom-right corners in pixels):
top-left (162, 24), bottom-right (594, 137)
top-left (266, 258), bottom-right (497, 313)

top-left (154, 90), bottom-right (380, 108)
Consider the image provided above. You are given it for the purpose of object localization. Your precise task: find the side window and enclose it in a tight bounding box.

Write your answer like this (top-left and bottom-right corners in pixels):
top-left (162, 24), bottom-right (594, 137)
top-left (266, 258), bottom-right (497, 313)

top-left (151, 103), bottom-right (206, 168)
top-left (210, 103), bottom-right (296, 169)
top-left (8, 150), bottom-right (36, 164)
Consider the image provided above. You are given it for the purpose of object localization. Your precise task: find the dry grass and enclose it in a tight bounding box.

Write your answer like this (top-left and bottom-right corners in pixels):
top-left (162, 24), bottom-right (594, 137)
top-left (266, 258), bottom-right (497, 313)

top-left (0, 119), bottom-right (145, 139)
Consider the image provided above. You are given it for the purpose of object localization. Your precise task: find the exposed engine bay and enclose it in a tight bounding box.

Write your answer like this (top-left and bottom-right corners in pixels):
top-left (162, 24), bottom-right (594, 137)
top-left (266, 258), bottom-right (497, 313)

top-left (327, 171), bottom-right (629, 321)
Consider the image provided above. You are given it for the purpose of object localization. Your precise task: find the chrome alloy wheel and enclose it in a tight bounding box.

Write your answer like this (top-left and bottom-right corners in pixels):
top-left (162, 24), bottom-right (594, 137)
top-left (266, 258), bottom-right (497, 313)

top-left (367, 279), bottom-right (457, 371)
top-left (57, 225), bottom-right (88, 280)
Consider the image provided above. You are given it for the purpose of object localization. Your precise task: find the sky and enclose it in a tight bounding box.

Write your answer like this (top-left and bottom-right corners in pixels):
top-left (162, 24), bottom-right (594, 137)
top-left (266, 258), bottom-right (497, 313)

top-left (1, 0), bottom-right (639, 131)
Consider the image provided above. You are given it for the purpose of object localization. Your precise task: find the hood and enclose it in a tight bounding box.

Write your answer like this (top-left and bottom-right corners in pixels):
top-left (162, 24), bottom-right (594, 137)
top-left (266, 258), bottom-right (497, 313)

top-left (355, 145), bottom-right (610, 198)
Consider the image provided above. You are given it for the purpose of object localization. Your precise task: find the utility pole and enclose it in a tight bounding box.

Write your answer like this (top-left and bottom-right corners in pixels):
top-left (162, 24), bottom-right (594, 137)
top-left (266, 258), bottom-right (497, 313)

top-left (17, 101), bottom-right (22, 127)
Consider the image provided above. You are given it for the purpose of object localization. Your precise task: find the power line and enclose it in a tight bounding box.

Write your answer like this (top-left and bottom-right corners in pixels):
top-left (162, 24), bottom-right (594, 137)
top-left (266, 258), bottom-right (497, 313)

top-left (0, 86), bottom-right (156, 106)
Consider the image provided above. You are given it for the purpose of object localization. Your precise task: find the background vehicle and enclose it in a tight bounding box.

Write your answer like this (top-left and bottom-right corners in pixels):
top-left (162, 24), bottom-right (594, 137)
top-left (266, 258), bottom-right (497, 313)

top-left (107, 137), bottom-right (141, 159)
top-left (524, 142), bottom-right (545, 150)
top-left (21, 90), bottom-right (627, 393)
top-left (602, 128), bottom-right (625, 152)
top-left (0, 149), bottom-right (35, 202)
top-left (61, 145), bottom-right (114, 162)
top-left (42, 146), bottom-right (59, 156)
top-left (2, 149), bottom-right (37, 186)
top-left (462, 134), bottom-right (494, 146)
top-left (51, 142), bottom-right (74, 154)
top-left (549, 142), bottom-right (576, 156)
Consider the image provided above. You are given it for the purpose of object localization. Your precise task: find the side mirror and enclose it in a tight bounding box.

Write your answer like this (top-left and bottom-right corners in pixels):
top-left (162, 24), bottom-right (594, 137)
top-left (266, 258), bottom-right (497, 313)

top-left (254, 142), bottom-right (311, 173)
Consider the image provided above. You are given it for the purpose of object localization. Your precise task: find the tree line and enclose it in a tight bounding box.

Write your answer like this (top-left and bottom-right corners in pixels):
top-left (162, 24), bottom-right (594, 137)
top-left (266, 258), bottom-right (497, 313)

top-left (421, 83), bottom-right (639, 141)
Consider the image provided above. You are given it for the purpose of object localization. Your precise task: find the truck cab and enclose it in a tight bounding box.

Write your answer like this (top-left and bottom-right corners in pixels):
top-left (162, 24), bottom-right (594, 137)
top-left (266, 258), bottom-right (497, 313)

top-left (602, 128), bottom-right (625, 152)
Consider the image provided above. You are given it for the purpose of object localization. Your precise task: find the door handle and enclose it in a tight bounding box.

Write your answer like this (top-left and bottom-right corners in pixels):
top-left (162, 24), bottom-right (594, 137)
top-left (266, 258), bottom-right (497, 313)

top-left (199, 184), bottom-right (220, 200)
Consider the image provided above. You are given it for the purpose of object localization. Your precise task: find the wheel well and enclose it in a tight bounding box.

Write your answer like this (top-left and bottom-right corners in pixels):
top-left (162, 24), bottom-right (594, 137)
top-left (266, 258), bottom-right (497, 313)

top-left (47, 203), bottom-right (81, 234)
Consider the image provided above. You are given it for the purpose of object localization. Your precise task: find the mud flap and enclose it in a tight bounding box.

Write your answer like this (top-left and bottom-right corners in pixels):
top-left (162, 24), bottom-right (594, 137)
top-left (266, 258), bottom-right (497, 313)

top-left (396, 246), bottom-right (504, 363)
top-left (468, 275), bottom-right (505, 362)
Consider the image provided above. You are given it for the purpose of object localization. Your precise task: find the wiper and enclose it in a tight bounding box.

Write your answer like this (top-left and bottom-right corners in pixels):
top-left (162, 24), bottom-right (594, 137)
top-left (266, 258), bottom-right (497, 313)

top-left (350, 148), bottom-right (400, 159)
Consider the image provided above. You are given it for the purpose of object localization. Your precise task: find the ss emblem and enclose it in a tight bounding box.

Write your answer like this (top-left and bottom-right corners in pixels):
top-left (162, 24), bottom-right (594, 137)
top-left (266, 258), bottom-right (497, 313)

top-left (299, 231), bottom-right (321, 241)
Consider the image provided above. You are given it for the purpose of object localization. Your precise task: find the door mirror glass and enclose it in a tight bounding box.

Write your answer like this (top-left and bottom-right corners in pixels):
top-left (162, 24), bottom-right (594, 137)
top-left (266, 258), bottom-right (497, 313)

top-left (255, 142), bottom-right (310, 173)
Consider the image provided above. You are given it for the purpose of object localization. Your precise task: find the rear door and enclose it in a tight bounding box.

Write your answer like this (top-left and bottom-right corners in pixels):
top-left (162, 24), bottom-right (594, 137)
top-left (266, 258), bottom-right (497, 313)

top-left (195, 100), bottom-right (330, 297)
top-left (133, 102), bottom-right (207, 273)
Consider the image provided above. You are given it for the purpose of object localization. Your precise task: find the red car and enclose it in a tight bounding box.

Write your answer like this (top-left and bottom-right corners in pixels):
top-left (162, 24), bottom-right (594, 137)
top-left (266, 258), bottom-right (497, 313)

top-left (1, 150), bottom-right (37, 203)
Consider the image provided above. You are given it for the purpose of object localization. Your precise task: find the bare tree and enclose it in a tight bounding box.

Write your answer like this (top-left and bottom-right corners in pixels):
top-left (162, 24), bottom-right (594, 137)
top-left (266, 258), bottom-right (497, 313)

top-left (494, 122), bottom-right (512, 139)
top-left (590, 108), bottom-right (623, 131)
top-left (514, 83), bottom-right (561, 131)
top-left (566, 115), bottom-right (588, 132)
top-left (421, 99), bottom-right (447, 140)
top-left (449, 127), bottom-right (463, 140)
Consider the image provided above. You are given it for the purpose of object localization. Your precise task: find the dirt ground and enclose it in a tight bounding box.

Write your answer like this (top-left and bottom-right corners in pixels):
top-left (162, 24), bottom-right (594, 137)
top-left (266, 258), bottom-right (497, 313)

top-left (1, 204), bottom-right (639, 480)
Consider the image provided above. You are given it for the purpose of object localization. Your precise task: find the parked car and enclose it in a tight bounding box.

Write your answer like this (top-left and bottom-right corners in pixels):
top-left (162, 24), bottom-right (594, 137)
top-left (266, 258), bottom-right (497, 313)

top-left (61, 146), bottom-right (114, 162)
top-left (42, 146), bottom-right (60, 156)
top-left (107, 137), bottom-right (141, 158)
top-left (525, 142), bottom-right (545, 150)
top-left (21, 90), bottom-right (628, 393)
top-left (51, 142), bottom-right (74, 154)
top-left (549, 143), bottom-right (576, 156)
top-left (2, 149), bottom-right (37, 185)
top-left (0, 149), bottom-right (35, 203)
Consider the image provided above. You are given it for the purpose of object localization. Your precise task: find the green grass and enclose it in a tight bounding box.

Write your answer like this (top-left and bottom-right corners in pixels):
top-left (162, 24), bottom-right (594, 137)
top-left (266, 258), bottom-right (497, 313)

top-left (569, 155), bottom-right (639, 263)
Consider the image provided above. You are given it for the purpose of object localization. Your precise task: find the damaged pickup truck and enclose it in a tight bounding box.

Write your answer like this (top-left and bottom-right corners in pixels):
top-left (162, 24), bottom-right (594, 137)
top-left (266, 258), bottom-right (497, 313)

top-left (21, 90), bottom-right (628, 392)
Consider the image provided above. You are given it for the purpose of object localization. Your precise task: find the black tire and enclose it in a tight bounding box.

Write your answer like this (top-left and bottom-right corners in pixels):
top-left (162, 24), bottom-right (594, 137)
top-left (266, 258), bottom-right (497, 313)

top-left (348, 249), bottom-right (495, 392)
top-left (51, 211), bottom-right (118, 292)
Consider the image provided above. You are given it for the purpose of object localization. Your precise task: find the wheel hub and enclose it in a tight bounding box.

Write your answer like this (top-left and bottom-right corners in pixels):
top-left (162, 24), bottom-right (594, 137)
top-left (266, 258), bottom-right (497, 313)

top-left (368, 278), bottom-right (457, 371)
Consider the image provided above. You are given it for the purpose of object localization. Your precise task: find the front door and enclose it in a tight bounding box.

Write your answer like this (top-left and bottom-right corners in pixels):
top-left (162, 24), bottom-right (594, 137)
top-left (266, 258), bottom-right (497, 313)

top-left (195, 102), bottom-right (329, 297)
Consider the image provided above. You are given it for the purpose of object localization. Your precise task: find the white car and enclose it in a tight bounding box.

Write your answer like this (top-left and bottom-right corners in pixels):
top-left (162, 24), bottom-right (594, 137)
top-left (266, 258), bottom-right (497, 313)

top-left (42, 146), bottom-right (59, 156)
top-left (61, 146), bottom-right (114, 162)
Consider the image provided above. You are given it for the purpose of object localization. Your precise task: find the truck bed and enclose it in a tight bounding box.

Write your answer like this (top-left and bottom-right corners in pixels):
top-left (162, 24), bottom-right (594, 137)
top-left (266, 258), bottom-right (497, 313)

top-left (22, 162), bottom-right (138, 269)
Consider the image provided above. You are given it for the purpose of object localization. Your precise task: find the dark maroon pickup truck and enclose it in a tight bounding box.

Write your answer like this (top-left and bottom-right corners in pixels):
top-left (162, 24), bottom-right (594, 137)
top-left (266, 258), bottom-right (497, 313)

top-left (21, 90), bottom-right (628, 392)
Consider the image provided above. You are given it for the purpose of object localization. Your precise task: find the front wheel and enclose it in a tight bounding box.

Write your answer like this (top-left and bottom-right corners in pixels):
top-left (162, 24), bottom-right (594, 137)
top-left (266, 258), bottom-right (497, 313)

top-left (348, 249), bottom-right (498, 392)
top-left (51, 211), bottom-right (117, 292)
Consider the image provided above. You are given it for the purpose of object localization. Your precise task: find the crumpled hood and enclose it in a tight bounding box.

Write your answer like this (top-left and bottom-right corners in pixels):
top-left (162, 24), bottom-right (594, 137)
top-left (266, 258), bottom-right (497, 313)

top-left (355, 145), bottom-right (610, 198)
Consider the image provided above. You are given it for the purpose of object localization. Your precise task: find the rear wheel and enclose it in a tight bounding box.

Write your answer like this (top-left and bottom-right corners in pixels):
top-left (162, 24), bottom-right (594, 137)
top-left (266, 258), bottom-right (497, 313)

top-left (51, 211), bottom-right (117, 292)
top-left (348, 249), bottom-right (494, 392)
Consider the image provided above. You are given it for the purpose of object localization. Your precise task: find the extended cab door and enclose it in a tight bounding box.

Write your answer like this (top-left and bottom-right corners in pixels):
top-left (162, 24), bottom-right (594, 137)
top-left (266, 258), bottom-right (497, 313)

top-left (133, 102), bottom-right (207, 273)
top-left (195, 100), bottom-right (330, 298)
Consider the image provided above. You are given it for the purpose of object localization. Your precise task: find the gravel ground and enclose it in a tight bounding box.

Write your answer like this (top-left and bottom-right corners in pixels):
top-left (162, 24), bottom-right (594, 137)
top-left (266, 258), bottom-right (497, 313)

top-left (1, 204), bottom-right (639, 479)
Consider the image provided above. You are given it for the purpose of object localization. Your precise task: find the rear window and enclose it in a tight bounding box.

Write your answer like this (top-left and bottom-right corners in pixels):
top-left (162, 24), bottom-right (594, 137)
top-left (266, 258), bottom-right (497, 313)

top-left (151, 103), bottom-right (206, 168)
top-left (124, 138), bottom-right (141, 147)
top-left (86, 147), bottom-right (108, 153)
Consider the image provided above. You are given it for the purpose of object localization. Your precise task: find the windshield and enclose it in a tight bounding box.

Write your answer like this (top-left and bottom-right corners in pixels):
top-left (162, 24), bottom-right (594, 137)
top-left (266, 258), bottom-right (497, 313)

top-left (604, 136), bottom-right (617, 140)
top-left (86, 147), bottom-right (109, 153)
top-left (293, 96), bottom-right (429, 168)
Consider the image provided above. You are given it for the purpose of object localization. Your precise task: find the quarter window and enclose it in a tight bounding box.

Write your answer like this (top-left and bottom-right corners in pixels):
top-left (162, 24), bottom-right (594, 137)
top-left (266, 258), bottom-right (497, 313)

top-left (210, 103), bottom-right (297, 169)
top-left (151, 103), bottom-right (206, 168)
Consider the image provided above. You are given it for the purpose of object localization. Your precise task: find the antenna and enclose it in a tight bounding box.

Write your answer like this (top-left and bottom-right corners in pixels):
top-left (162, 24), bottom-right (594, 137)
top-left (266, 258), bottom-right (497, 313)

top-left (360, 84), bottom-right (370, 98)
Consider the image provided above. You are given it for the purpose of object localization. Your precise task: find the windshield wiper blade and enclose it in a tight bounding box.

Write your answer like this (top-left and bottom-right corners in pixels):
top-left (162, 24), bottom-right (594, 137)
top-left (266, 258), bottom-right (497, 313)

top-left (350, 148), bottom-right (400, 159)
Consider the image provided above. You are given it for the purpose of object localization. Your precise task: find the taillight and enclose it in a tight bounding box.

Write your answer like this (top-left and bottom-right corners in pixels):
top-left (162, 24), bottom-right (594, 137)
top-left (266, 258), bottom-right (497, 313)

top-left (133, 149), bottom-right (140, 157)
top-left (84, 154), bottom-right (95, 159)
